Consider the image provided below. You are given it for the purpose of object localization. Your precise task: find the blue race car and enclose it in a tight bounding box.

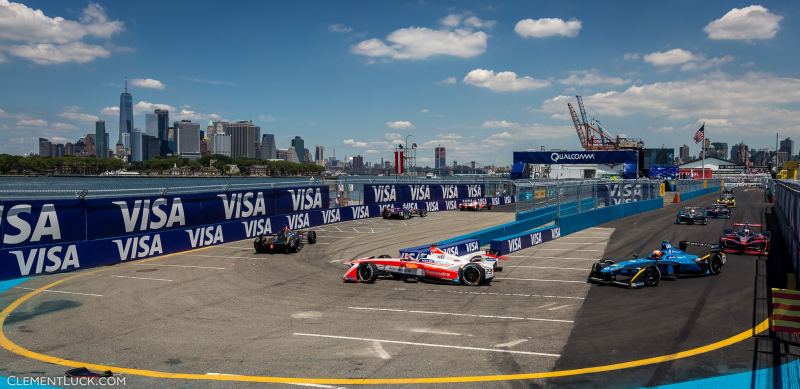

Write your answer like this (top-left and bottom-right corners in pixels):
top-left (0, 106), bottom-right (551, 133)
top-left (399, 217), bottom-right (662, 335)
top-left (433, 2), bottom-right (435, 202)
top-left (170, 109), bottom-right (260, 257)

top-left (587, 241), bottom-right (725, 288)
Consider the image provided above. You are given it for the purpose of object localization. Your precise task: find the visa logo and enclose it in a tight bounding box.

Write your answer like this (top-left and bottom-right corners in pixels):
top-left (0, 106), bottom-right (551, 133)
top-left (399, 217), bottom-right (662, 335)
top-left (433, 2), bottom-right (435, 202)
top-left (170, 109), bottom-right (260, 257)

top-left (551, 227), bottom-right (561, 239)
top-left (425, 201), bottom-right (439, 212)
top-left (504, 196), bottom-right (512, 204)
top-left (467, 185), bottom-right (482, 198)
top-left (322, 208), bottom-right (341, 224)
top-left (402, 202), bottom-right (417, 210)
top-left (372, 185), bottom-right (397, 202)
top-left (410, 185), bottom-right (431, 201)
top-left (186, 225), bottom-right (224, 248)
top-left (509, 237), bottom-right (522, 252)
top-left (444, 246), bottom-right (459, 256)
top-left (289, 188), bottom-right (323, 211)
top-left (440, 185), bottom-right (459, 199)
top-left (491, 197), bottom-right (500, 206)
top-left (243, 218), bottom-right (272, 238)
top-left (0, 203), bottom-right (62, 245)
top-left (218, 192), bottom-right (267, 220)
top-left (351, 206), bottom-right (370, 220)
top-left (287, 213), bottom-right (310, 229)
top-left (465, 241), bottom-right (479, 253)
top-left (444, 200), bottom-right (458, 210)
top-left (530, 232), bottom-right (543, 245)
top-left (11, 245), bottom-right (80, 276)
top-left (113, 197), bottom-right (186, 233)
top-left (113, 234), bottom-right (163, 261)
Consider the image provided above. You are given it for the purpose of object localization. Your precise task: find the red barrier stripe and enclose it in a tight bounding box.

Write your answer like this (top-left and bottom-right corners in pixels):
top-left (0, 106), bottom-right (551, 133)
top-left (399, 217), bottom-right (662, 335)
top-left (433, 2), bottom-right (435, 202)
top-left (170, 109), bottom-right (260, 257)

top-left (772, 288), bottom-right (800, 295)
top-left (772, 314), bottom-right (800, 323)
top-left (772, 303), bottom-right (800, 311)
top-left (771, 325), bottom-right (800, 333)
top-left (771, 292), bottom-right (800, 300)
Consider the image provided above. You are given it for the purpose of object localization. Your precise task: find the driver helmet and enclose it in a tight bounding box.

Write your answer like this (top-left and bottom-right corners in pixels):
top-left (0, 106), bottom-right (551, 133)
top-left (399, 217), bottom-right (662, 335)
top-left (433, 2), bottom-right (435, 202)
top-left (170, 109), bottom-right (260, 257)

top-left (281, 225), bottom-right (290, 233)
top-left (651, 250), bottom-right (663, 260)
top-left (743, 228), bottom-right (750, 235)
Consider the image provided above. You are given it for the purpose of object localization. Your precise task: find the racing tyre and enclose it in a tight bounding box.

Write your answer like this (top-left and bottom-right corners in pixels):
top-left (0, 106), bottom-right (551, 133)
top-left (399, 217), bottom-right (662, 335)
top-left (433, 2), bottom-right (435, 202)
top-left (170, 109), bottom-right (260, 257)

top-left (357, 263), bottom-right (379, 283)
top-left (487, 203), bottom-right (493, 210)
top-left (307, 231), bottom-right (317, 244)
top-left (382, 210), bottom-right (390, 219)
top-left (291, 240), bottom-right (304, 253)
top-left (404, 211), bottom-right (412, 220)
top-left (708, 253), bottom-right (723, 275)
top-left (419, 210), bottom-right (427, 217)
top-left (254, 236), bottom-right (267, 253)
top-left (459, 263), bottom-right (484, 286)
top-left (643, 266), bottom-right (660, 287)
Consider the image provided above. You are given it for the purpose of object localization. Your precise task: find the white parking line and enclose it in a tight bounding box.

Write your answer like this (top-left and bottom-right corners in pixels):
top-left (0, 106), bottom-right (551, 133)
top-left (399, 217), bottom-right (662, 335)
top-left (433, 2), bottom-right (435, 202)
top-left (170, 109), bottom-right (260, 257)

top-left (111, 275), bottom-right (173, 282)
top-left (348, 307), bottom-right (574, 323)
top-left (132, 263), bottom-right (227, 270)
top-left (498, 277), bottom-right (586, 284)
top-left (548, 305), bottom-right (571, 311)
top-left (495, 339), bottom-right (528, 348)
top-left (506, 265), bottom-right (587, 271)
top-left (14, 287), bottom-right (103, 297)
top-left (292, 333), bottom-right (560, 357)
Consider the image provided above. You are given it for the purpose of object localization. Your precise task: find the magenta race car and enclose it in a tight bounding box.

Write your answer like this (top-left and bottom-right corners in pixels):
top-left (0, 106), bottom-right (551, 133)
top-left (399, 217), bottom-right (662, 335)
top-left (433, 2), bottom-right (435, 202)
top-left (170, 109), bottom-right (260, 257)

top-left (459, 199), bottom-right (492, 211)
top-left (719, 223), bottom-right (770, 256)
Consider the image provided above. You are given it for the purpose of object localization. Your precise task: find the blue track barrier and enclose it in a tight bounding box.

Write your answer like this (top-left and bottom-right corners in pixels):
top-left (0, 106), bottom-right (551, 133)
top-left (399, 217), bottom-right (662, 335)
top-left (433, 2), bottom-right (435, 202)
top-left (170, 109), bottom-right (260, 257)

top-left (680, 185), bottom-right (721, 201)
top-left (515, 198), bottom-right (595, 221)
top-left (399, 238), bottom-right (481, 259)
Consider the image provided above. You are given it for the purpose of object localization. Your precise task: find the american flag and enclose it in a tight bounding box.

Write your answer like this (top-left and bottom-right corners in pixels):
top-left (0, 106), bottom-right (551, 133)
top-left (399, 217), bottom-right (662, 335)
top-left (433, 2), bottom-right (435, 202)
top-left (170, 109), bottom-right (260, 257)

top-left (693, 124), bottom-right (705, 144)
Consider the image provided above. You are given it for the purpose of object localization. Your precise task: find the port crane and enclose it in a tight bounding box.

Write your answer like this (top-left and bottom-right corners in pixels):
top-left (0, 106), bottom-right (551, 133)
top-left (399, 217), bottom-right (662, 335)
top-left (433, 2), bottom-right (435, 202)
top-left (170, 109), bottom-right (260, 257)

top-left (567, 95), bottom-right (642, 150)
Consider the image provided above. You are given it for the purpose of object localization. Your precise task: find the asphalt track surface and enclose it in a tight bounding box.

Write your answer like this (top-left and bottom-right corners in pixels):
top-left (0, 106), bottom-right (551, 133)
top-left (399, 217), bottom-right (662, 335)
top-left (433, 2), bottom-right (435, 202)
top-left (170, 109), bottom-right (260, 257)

top-left (0, 191), bottom-right (773, 388)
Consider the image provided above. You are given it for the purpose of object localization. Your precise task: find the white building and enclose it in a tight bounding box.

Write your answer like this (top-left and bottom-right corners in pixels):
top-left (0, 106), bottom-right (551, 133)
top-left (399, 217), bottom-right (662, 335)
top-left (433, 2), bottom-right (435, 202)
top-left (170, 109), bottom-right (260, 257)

top-left (209, 133), bottom-right (232, 157)
top-left (678, 156), bottom-right (736, 171)
top-left (176, 120), bottom-right (201, 159)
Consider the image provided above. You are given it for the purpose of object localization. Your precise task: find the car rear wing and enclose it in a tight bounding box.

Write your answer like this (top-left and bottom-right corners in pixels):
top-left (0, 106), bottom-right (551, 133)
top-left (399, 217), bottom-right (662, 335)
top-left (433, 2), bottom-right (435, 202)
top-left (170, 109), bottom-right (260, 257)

top-left (679, 241), bottom-right (721, 252)
top-left (733, 223), bottom-right (762, 227)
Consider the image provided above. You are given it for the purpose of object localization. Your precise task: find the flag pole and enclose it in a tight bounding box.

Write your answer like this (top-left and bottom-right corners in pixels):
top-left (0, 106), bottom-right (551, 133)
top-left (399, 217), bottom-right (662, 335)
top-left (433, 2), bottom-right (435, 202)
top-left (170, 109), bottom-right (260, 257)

top-left (701, 122), bottom-right (705, 179)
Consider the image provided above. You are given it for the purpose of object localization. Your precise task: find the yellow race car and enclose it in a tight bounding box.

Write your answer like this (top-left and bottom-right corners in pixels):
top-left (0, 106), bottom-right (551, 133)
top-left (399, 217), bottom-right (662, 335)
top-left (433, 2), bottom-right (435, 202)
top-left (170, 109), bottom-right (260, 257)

top-left (716, 193), bottom-right (736, 208)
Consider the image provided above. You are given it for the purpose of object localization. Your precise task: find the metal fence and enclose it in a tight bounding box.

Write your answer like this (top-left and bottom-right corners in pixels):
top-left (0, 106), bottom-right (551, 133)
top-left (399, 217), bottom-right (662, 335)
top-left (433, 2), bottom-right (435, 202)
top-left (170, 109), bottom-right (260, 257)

top-left (675, 178), bottom-right (724, 193)
top-left (513, 179), bottom-right (663, 217)
top-left (333, 176), bottom-right (515, 206)
top-left (773, 180), bottom-right (800, 280)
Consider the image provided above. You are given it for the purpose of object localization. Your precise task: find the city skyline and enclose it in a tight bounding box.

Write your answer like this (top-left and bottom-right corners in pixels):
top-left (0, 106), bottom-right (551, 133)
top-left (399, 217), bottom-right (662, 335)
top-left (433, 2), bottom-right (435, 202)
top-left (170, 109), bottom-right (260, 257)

top-left (2, 1), bottom-right (800, 165)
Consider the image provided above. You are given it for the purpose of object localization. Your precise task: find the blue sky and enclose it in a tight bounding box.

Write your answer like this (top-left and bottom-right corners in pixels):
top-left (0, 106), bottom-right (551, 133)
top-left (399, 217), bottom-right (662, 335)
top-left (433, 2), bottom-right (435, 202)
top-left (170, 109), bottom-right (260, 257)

top-left (1, 0), bottom-right (799, 165)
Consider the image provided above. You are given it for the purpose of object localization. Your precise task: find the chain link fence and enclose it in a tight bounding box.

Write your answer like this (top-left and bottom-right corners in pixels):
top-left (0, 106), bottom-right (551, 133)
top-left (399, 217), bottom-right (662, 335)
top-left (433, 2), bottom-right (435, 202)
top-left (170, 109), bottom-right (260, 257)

top-left (514, 179), bottom-right (663, 217)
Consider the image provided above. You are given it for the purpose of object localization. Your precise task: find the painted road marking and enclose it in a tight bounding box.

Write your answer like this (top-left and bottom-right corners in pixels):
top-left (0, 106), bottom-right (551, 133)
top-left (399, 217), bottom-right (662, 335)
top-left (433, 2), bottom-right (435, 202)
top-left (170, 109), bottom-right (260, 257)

top-left (494, 339), bottom-right (528, 348)
top-left (292, 333), bottom-right (561, 357)
top-left (405, 328), bottom-right (464, 336)
top-left (184, 254), bottom-right (258, 260)
top-left (548, 305), bottom-right (571, 311)
top-left (110, 275), bottom-right (173, 282)
top-left (132, 263), bottom-right (227, 270)
top-left (498, 277), bottom-right (586, 284)
top-left (371, 341), bottom-right (392, 360)
top-left (13, 287), bottom-right (103, 297)
top-left (348, 307), bottom-right (574, 323)
top-left (421, 289), bottom-right (586, 300)
top-left (506, 265), bottom-right (587, 271)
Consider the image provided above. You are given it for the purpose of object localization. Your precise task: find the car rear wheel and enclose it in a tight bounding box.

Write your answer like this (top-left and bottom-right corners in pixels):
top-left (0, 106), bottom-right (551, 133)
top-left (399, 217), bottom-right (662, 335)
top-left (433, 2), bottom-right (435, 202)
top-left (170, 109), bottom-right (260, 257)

top-left (643, 266), bottom-right (660, 287)
top-left (709, 253), bottom-right (723, 275)
top-left (460, 263), bottom-right (484, 286)
top-left (290, 239), bottom-right (304, 253)
top-left (357, 263), bottom-right (379, 283)
top-left (419, 210), bottom-right (427, 217)
top-left (307, 231), bottom-right (317, 244)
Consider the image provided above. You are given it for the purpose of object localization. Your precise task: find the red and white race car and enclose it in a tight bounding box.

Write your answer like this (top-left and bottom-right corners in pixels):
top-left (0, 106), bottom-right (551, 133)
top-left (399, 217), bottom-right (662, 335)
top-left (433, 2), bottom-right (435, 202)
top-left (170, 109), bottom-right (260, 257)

top-left (719, 223), bottom-right (771, 256)
top-left (342, 246), bottom-right (502, 286)
top-left (459, 199), bottom-right (492, 211)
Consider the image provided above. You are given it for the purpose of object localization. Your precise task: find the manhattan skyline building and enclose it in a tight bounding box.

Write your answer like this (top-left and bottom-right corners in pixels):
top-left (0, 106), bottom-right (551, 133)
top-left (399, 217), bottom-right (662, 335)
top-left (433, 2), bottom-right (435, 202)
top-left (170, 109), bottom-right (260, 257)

top-left (780, 137), bottom-right (794, 158)
top-left (435, 146), bottom-right (446, 170)
top-left (155, 109), bottom-right (170, 155)
top-left (95, 120), bottom-right (107, 159)
top-left (261, 134), bottom-right (276, 160)
top-left (175, 120), bottom-right (201, 159)
top-left (145, 113), bottom-right (158, 137)
top-left (130, 129), bottom-right (143, 162)
top-left (291, 136), bottom-right (305, 164)
top-left (225, 121), bottom-right (260, 158)
top-left (118, 79), bottom-right (133, 144)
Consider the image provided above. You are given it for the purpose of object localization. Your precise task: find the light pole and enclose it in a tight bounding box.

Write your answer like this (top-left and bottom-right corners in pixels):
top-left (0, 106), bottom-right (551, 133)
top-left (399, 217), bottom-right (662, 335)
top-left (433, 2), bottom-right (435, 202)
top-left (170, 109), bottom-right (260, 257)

top-left (405, 135), bottom-right (412, 177)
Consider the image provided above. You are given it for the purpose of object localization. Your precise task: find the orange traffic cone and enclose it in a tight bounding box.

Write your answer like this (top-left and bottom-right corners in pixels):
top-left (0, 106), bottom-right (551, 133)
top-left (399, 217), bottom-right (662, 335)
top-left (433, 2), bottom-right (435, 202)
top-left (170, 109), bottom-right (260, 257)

top-left (673, 192), bottom-right (681, 203)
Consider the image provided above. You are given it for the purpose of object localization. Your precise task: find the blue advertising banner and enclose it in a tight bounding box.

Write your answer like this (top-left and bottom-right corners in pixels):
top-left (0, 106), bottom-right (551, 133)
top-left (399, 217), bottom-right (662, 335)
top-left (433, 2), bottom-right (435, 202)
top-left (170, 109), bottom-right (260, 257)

top-left (489, 226), bottom-right (562, 255)
top-left (363, 183), bottom-right (485, 204)
top-left (513, 150), bottom-right (638, 165)
top-left (399, 238), bottom-right (481, 260)
top-left (0, 199), bottom-right (86, 249)
top-left (597, 182), bottom-right (646, 206)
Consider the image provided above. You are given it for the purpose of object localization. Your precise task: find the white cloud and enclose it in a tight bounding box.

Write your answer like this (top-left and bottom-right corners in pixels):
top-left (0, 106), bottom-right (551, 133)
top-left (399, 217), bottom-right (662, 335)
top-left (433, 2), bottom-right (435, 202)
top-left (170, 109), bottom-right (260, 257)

top-left (705, 5), bottom-right (782, 41)
top-left (560, 70), bottom-right (630, 86)
top-left (101, 106), bottom-right (119, 115)
top-left (328, 23), bottom-right (353, 33)
top-left (483, 120), bottom-right (517, 128)
top-left (680, 55), bottom-right (734, 71)
top-left (463, 69), bottom-right (550, 92)
top-left (133, 101), bottom-right (175, 114)
top-left (514, 18), bottom-right (581, 38)
top-left (420, 108), bottom-right (429, 113)
top-left (643, 49), bottom-right (695, 66)
top-left (0, 2), bottom-right (124, 64)
top-left (16, 118), bottom-right (47, 127)
top-left (463, 16), bottom-right (496, 29)
top-left (386, 120), bottom-right (414, 130)
top-left (343, 138), bottom-right (369, 148)
top-left (174, 108), bottom-right (223, 122)
top-left (384, 132), bottom-right (403, 141)
top-left (623, 52), bottom-right (640, 60)
top-left (52, 122), bottom-right (78, 130)
top-left (351, 14), bottom-right (490, 60)
top-left (437, 77), bottom-right (457, 85)
top-left (539, 72), bottom-right (800, 138)
top-left (131, 78), bottom-right (165, 90)
top-left (60, 106), bottom-right (99, 122)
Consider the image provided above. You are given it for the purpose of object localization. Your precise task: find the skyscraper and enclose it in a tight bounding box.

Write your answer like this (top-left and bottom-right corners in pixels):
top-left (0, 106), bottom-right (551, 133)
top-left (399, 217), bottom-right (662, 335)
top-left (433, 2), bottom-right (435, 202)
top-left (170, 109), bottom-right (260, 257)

top-left (315, 145), bottom-right (324, 162)
top-left (224, 121), bottom-right (260, 158)
top-left (175, 120), bottom-right (201, 159)
top-left (352, 155), bottom-right (364, 170)
top-left (141, 134), bottom-right (161, 161)
top-left (435, 146), bottom-right (446, 169)
top-left (38, 138), bottom-right (52, 157)
top-left (131, 129), bottom-right (143, 162)
top-left (155, 109), bottom-right (170, 155)
top-left (95, 120), bottom-right (107, 158)
top-left (780, 137), bottom-right (794, 158)
top-left (679, 144), bottom-right (690, 163)
top-left (710, 142), bottom-right (728, 159)
top-left (145, 113), bottom-right (158, 137)
top-left (119, 79), bottom-right (133, 144)
top-left (291, 136), bottom-right (305, 163)
top-left (286, 146), bottom-right (300, 163)
top-left (261, 134), bottom-right (276, 160)
top-left (210, 133), bottom-right (232, 157)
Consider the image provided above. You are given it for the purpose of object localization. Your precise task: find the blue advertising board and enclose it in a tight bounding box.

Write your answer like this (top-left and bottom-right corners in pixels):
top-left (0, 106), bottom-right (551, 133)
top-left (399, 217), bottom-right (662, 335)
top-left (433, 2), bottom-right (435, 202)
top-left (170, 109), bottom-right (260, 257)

top-left (399, 238), bottom-right (481, 260)
top-left (489, 226), bottom-right (562, 255)
top-left (596, 182), bottom-right (647, 206)
top-left (513, 150), bottom-right (639, 179)
top-left (363, 183), bottom-right (485, 204)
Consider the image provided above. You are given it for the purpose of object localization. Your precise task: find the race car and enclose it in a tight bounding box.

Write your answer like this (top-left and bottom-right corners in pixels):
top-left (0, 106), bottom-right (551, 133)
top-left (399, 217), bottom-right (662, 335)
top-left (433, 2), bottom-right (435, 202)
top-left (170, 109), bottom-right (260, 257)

top-left (716, 193), bottom-right (736, 208)
top-left (342, 246), bottom-right (501, 286)
top-left (704, 204), bottom-right (732, 219)
top-left (675, 206), bottom-right (708, 225)
top-left (254, 226), bottom-right (317, 253)
top-left (719, 223), bottom-right (770, 255)
top-left (587, 241), bottom-right (725, 288)
top-left (382, 207), bottom-right (428, 219)
top-left (459, 199), bottom-right (492, 211)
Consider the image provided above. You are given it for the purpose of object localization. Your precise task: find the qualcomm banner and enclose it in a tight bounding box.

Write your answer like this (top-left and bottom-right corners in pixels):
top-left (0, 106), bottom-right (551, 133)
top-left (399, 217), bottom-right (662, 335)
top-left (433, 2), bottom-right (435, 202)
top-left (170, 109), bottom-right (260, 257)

top-left (363, 183), bottom-right (485, 204)
top-left (0, 187), bottom-right (514, 281)
top-left (489, 226), bottom-right (562, 255)
top-left (513, 150), bottom-right (639, 179)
